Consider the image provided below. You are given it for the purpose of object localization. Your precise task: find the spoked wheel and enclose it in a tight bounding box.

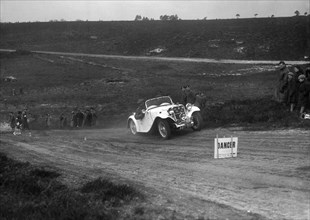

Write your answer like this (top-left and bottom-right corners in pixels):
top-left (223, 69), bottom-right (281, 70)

top-left (129, 119), bottom-right (137, 135)
top-left (157, 119), bottom-right (171, 139)
top-left (192, 112), bottom-right (203, 131)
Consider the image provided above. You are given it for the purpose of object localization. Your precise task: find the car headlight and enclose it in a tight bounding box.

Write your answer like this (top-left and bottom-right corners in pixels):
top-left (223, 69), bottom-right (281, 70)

top-left (186, 103), bottom-right (192, 111)
top-left (167, 108), bottom-right (174, 115)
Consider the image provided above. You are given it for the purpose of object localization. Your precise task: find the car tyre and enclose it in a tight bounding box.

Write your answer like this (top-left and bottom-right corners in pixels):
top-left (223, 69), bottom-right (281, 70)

top-left (157, 119), bottom-right (171, 139)
top-left (192, 112), bottom-right (203, 131)
top-left (129, 119), bottom-right (137, 135)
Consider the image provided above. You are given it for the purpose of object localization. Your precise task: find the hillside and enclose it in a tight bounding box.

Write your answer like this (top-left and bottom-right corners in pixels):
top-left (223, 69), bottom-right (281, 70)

top-left (1, 17), bottom-right (309, 60)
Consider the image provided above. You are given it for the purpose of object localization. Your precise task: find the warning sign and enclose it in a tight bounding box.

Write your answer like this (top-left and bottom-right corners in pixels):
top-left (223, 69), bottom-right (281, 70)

top-left (214, 136), bottom-right (238, 159)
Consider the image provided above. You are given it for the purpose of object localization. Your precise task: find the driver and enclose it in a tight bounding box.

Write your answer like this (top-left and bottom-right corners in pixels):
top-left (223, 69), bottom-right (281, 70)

top-left (135, 99), bottom-right (145, 120)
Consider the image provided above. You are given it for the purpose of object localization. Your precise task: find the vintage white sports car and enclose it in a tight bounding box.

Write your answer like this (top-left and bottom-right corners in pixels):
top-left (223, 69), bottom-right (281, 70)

top-left (127, 96), bottom-right (203, 139)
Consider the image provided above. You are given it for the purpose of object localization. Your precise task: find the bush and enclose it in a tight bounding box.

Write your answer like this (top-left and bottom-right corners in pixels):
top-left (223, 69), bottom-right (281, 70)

top-left (0, 152), bottom-right (142, 219)
top-left (202, 96), bottom-right (307, 129)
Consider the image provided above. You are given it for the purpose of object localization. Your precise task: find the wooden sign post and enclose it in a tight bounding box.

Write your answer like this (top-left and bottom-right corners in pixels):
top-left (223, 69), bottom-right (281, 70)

top-left (214, 135), bottom-right (238, 159)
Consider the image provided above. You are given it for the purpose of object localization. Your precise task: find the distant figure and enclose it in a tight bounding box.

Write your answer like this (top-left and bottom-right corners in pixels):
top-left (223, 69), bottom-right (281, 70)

top-left (293, 65), bottom-right (304, 82)
top-left (297, 75), bottom-right (308, 117)
top-left (14, 111), bottom-right (23, 135)
top-left (194, 92), bottom-right (207, 109)
top-left (76, 110), bottom-right (84, 127)
top-left (22, 109), bottom-right (29, 130)
top-left (135, 99), bottom-right (145, 120)
top-left (59, 113), bottom-right (67, 128)
top-left (185, 85), bottom-right (196, 104)
top-left (181, 86), bottom-right (187, 105)
top-left (8, 112), bottom-right (16, 132)
top-left (12, 88), bottom-right (16, 96)
top-left (19, 88), bottom-right (24, 95)
top-left (284, 72), bottom-right (297, 112)
top-left (45, 114), bottom-right (52, 128)
top-left (305, 67), bottom-right (310, 79)
top-left (274, 61), bottom-right (289, 103)
top-left (90, 107), bottom-right (97, 126)
top-left (83, 109), bottom-right (92, 127)
top-left (70, 111), bottom-right (77, 128)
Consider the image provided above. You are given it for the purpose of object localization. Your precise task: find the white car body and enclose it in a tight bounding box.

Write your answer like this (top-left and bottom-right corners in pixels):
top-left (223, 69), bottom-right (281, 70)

top-left (127, 96), bottom-right (203, 139)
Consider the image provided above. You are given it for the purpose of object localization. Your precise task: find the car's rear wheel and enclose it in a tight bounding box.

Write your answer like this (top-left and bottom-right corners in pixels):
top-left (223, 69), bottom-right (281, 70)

top-left (192, 112), bottom-right (203, 131)
top-left (157, 119), bottom-right (171, 139)
top-left (129, 119), bottom-right (137, 135)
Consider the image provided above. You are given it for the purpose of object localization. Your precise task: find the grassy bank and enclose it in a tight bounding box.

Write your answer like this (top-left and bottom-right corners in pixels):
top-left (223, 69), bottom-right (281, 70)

top-left (0, 152), bottom-right (175, 219)
top-left (202, 96), bottom-right (310, 129)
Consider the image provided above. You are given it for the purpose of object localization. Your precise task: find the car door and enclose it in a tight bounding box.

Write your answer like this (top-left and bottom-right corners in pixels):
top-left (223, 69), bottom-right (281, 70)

top-left (135, 108), bottom-right (154, 132)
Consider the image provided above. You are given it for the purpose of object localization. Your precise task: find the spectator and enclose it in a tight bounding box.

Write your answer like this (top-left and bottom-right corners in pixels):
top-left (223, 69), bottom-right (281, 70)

top-left (45, 114), bottom-right (52, 128)
top-left (274, 61), bottom-right (289, 103)
top-left (70, 111), bottom-right (76, 128)
top-left (22, 109), bottom-right (30, 130)
top-left (297, 75), bottom-right (309, 117)
top-left (181, 86), bottom-right (187, 105)
top-left (194, 92), bottom-right (207, 109)
top-left (293, 65), bottom-right (304, 81)
top-left (59, 113), bottom-right (66, 128)
top-left (14, 111), bottom-right (23, 135)
top-left (8, 112), bottom-right (16, 132)
top-left (76, 109), bottom-right (84, 127)
top-left (185, 85), bottom-right (196, 104)
top-left (305, 67), bottom-right (310, 79)
top-left (284, 72), bottom-right (297, 112)
top-left (84, 109), bottom-right (92, 127)
top-left (90, 107), bottom-right (97, 126)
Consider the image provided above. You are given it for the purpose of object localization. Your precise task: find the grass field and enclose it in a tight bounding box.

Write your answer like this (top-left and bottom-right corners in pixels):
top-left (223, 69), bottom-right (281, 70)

top-left (1, 17), bottom-right (309, 60)
top-left (0, 17), bottom-right (310, 219)
top-left (1, 51), bottom-right (309, 130)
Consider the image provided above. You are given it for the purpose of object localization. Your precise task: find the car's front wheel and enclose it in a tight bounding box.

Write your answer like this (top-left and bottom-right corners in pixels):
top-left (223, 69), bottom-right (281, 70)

top-left (157, 119), bottom-right (171, 139)
top-left (192, 112), bottom-right (203, 131)
top-left (129, 119), bottom-right (137, 135)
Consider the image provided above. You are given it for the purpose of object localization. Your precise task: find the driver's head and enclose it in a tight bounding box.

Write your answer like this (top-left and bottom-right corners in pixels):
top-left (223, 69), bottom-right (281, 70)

top-left (137, 99), bottom-right (145, 105)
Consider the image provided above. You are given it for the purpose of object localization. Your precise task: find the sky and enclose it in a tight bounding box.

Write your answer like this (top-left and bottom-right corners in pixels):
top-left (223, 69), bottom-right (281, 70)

top-left (0, 0), bottom-right (309, 23)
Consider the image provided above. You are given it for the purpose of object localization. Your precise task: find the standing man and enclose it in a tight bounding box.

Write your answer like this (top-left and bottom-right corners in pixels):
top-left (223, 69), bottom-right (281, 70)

top-left (22, 109), bottom-right (30, 130)
top-left (90, 107), bottom-right (97, 126)
top-left (181, 86), bottom-right (187, 105)
top-left (274, 61), bottom-right (290, 103)
top-left (8, 112), bottom-right (16, 133)
top-left (185, 85), bottom-right (196, 104)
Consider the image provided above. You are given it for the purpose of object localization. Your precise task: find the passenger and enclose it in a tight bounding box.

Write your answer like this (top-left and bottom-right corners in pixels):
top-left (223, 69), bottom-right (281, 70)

top-left (135, 99), bottom-right (145, 120)
top-left (274, 61), bottom-right (289, 103)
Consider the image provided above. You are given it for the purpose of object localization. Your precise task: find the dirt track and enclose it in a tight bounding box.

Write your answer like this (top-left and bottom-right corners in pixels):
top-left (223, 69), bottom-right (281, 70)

top-left (1, 127), bottom-right (309, 219)
top-left (1, 49), bottom-right (310, 65)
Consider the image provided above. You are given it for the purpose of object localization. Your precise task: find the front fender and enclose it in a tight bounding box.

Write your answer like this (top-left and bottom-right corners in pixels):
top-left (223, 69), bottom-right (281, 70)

top-left (187, 106), bottom-right (200, 118)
